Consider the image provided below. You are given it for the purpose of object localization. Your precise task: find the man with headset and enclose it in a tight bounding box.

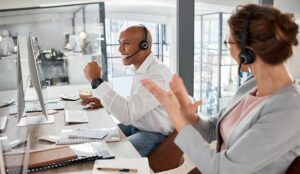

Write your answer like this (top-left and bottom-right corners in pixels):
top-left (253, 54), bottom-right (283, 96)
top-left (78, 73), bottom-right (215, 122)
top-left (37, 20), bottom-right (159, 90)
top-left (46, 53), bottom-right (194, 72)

top-left (83, 25), bottom-right (173, 157)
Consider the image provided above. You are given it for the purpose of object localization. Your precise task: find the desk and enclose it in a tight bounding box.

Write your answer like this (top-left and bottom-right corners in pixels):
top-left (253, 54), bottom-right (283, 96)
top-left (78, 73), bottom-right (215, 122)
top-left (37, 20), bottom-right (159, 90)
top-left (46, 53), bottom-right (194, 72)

top-left (0, 85), bottom-right (143, 173)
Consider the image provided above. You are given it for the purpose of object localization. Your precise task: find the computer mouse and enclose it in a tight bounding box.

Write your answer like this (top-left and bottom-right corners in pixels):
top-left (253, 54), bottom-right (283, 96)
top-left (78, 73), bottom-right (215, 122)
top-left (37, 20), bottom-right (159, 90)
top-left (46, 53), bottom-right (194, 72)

top-left (38, 135), bottom-right (60, 143)
top-left (81, 104), bottom-right (92, 110)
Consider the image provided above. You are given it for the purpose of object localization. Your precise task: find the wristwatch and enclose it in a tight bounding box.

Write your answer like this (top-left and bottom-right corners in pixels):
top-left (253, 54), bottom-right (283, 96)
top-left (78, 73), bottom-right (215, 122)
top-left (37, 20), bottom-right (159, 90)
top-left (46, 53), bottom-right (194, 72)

top-left (91, 78), bottom-right (104, 89)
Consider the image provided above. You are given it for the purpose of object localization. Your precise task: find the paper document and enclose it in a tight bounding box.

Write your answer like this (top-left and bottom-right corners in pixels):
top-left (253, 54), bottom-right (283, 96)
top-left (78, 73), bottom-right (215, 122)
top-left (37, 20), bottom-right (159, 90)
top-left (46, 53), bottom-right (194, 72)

top-left (68, 129), bottom-right (108, 139)
top-left (92, 158), bottom-right (150, 174)
top-left (70, 142), bottom-right (114, 159)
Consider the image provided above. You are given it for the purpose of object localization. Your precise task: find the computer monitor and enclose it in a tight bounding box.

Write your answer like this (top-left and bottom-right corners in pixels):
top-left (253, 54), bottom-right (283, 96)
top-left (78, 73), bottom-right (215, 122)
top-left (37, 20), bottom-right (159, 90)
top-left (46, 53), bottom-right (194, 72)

top-left (16, 35), bottom-right (29, 122)
top-left (0, 37), bottom-right (15, 56)
top-left (68, 34), bottom-right (83, 52)
top-left (27, 34), bottom-right (48, 120)
top-left (16, 34), bottom-right (48, 122)
top-left (17, 38), bottom-right (27, 121)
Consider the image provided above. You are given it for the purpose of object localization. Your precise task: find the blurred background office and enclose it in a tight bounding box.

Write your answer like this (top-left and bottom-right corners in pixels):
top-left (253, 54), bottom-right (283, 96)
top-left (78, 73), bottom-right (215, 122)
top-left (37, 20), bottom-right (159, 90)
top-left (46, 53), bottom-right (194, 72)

top-left (0, 0), bottom-right (299, 115)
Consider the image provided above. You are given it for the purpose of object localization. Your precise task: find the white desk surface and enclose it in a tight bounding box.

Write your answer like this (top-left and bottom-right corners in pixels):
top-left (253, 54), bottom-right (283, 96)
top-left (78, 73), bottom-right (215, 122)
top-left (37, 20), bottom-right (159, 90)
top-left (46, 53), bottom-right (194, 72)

top-left (0, 84), bottom-right (145, 173)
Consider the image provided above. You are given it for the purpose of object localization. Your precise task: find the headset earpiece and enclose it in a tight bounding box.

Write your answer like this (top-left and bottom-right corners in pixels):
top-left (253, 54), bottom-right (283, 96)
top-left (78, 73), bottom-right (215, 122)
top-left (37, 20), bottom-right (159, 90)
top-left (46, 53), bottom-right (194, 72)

top-left (239, 47), bottom-right (256, 64)
top-left (239, 13), bottom-right (256, 65)
top-left (139, 25), bottom-right (149, 50)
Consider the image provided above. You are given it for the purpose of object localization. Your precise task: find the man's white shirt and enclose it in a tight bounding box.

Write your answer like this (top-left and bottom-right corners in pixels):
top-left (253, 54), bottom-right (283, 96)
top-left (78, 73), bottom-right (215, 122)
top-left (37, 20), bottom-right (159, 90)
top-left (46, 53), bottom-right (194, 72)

top-left (94, 53), bottom-right (173, 135)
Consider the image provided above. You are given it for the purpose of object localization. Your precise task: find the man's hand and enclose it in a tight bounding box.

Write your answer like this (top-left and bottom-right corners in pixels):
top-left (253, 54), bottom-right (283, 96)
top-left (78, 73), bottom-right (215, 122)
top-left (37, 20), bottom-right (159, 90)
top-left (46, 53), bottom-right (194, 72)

top-left (84, 61), bottom-right (101, 82)
top-left (81, 97), bottom-right (103, 109)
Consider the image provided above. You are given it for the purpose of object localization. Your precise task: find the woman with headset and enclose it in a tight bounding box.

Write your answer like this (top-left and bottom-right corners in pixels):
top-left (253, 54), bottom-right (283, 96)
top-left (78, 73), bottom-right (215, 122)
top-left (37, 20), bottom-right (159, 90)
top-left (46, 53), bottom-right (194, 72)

top-left (142, 4), bottom-right (300, 174)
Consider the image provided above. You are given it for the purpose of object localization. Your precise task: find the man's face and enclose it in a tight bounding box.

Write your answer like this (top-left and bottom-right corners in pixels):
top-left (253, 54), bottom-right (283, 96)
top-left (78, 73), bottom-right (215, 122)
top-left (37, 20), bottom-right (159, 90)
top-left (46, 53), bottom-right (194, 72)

top-left (118, 29), bottom-right (144, 66)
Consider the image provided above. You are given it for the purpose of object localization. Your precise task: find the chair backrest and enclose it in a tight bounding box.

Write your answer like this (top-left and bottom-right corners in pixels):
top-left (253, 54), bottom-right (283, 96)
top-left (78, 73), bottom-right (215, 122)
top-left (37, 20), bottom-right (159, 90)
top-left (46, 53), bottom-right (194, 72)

top-left (148, 130), bottom-right (184, 173)
top-left (188, 167), bottom-right (202, 174)
top-left (286, 156), bottom-right (300, 174)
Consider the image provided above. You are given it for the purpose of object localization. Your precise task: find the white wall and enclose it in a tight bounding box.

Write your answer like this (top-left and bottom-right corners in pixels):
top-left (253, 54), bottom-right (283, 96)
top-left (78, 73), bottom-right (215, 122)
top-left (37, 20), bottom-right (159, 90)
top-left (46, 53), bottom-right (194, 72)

top-left (274, 1), bottom-right (300, 78)
top-left (287, 19), bottom-right (300, 79)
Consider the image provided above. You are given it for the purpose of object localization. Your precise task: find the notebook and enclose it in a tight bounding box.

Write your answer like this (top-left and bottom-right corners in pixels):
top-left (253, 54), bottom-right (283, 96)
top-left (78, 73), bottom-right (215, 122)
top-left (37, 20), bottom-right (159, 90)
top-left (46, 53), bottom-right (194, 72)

top-left (4, 143), bottom-right (114, 174)
top-left (4, 146), bottom-right (77, 169)
top-left (6, 155), bottom-right (102, 174)
top-left (56, 128), bottom-right (120, 145)
top-left (92, 158), bottom-right (150, 174)
top-left (68, 129), bottom-right (108, 139)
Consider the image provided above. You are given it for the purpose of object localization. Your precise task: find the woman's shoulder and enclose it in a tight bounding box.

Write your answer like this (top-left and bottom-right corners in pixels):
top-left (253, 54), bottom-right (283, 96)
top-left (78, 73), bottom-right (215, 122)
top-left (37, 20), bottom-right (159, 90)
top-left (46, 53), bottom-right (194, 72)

top-left (262, 83), bottom-right (300, 114)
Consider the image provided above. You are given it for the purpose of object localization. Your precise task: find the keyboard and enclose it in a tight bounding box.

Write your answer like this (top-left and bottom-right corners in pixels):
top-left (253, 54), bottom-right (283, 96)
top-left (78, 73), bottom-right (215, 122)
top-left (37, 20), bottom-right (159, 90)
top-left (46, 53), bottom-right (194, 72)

top-left (9, 102), bottom-right (65, 115)
top-left (65, 110), bottom-right (89, 124)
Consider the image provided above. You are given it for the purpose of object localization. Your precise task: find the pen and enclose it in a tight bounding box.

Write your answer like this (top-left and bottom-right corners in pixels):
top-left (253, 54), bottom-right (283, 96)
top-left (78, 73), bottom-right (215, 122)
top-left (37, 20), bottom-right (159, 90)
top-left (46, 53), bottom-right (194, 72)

top-left (97, 167), bottom-right (138, 173)
top-left (101, 133), bottom-right (109, 140)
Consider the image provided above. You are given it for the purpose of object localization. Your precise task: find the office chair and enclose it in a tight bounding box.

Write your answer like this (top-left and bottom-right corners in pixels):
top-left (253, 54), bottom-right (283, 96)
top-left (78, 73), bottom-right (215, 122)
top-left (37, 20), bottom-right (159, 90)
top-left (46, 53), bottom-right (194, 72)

top-left (286, 156), bottom-right (300, 174)
top-left (148, 130), bottom-right (184, 173)
top-left (187, 156), bottom-right (300, 174)
top-left (148, 96), bottom-right (198, 173)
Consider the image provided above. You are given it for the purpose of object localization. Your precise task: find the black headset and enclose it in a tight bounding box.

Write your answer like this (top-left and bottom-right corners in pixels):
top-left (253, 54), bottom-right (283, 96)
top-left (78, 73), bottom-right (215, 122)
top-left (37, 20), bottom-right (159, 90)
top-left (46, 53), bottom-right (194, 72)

top-left (125, 25), bottom-right (149, 59)
top-left (138, 25), bottom-right (149, 50)
top-left (238, 14), bottom-right (256, 65)
top-left (238, 13), bottom-right (256, 77)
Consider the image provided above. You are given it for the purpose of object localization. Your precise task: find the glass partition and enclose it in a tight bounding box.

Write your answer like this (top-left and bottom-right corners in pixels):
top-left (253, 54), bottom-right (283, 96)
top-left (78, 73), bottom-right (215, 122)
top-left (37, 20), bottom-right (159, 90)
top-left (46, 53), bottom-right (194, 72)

top-left (0, 2), bottom-right (106, 88)
top-left (194, 12), bottom-right (239, 115)
top-left (105, 19), bottom-right (170, 96)
top-left (0, 3), bottom-right (106, 172)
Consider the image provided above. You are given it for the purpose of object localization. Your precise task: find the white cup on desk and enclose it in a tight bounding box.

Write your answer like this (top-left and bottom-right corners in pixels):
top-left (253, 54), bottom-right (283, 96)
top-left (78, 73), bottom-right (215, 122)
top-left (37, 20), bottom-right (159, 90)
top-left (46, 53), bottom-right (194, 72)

top-left (79, 88), bottom-right (92, 100)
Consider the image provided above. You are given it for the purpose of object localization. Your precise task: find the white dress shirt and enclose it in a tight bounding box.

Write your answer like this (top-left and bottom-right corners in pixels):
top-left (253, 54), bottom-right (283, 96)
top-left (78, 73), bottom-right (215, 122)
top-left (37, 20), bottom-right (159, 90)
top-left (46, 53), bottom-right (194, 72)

top-left (94, 53), bottom-right (173, 135)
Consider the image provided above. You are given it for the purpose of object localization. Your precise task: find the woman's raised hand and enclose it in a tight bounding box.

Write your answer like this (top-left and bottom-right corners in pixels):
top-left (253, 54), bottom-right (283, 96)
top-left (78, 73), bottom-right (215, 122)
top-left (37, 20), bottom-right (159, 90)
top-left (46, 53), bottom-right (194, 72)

top-left (142, 74), bottom-right (201, 131)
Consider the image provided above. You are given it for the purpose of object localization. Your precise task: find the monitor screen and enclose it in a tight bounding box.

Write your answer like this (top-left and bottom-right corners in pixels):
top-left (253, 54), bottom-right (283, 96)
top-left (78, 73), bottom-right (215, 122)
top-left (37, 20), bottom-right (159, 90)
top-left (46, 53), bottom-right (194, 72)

top-left (68, 34), bottom-right (83, 52)
top-left (0, 37), bottom-right (15, 56)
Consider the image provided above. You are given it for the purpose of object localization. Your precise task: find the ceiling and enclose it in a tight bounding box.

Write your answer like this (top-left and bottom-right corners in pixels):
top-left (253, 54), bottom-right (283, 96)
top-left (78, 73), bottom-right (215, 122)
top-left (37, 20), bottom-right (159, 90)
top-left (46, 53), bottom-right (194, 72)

top-left (0, 0), bottom-right (251, 16)
top-left (0, 5), bottom-right (83, 18)
top-left (0, 0), bottom-right (299, 20)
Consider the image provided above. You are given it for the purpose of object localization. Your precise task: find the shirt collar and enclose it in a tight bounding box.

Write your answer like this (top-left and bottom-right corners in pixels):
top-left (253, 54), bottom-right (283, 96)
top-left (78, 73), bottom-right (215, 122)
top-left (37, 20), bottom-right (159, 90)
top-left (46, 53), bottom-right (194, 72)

top-left (134, 53), bottom-right (155, 75)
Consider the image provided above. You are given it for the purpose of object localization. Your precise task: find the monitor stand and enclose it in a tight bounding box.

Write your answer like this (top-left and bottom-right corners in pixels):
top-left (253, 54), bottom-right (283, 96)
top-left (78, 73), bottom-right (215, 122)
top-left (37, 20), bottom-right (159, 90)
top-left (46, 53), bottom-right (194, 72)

top-left (17, 114), bottom-right (54, 127)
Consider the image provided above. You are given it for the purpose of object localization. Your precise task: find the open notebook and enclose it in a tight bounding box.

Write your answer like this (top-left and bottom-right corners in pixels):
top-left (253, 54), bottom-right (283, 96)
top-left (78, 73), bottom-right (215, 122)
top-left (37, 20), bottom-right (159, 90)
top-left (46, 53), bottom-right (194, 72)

top-left (4, 142), bottom-right (114, 173)
top-left (56, 128), bottom-right (120, 145)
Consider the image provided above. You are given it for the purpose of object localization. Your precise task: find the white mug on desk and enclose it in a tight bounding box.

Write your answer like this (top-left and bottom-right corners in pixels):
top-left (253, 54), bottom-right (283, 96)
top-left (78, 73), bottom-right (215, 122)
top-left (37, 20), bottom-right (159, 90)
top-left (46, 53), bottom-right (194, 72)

top-left (79, 88), bottom-right (92, 100)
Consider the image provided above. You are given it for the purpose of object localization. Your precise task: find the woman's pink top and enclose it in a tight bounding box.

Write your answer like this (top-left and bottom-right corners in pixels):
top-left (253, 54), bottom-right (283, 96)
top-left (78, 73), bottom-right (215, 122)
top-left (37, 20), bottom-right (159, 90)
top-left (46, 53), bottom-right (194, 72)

top-left (220, 91), bottom-right (268, 151)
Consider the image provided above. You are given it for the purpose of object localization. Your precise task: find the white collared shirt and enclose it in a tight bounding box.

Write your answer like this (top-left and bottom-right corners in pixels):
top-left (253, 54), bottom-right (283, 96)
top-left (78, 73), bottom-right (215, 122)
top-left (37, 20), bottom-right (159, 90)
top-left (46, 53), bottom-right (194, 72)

top-left (94, 53), bottom-right (173, 135)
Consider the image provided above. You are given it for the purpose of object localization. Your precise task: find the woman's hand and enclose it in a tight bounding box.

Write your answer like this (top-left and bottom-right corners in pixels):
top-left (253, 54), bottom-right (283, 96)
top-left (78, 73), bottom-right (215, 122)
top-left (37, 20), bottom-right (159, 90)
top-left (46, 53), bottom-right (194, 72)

top-left (142, 74), bottom-right (201, 131)
top-left (169, 74), bottom-right (201, 124)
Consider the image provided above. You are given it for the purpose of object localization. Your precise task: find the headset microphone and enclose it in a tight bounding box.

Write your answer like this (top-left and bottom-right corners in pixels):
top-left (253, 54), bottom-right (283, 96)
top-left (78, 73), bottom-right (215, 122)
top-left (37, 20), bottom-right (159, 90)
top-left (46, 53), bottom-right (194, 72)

top-left (126, 49), bottom-right (141, 59)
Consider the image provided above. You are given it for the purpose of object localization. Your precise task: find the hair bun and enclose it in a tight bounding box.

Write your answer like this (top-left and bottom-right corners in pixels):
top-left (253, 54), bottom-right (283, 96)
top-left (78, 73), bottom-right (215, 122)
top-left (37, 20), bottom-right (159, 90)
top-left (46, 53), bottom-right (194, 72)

top-left (274, 13), bottom-right (298, 46)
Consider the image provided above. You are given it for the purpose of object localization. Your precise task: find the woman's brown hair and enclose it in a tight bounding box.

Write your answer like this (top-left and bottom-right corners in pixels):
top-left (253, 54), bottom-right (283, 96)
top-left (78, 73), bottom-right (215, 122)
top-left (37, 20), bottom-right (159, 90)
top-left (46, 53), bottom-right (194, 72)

top-left (228, 4), bottom-right (299, 65)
